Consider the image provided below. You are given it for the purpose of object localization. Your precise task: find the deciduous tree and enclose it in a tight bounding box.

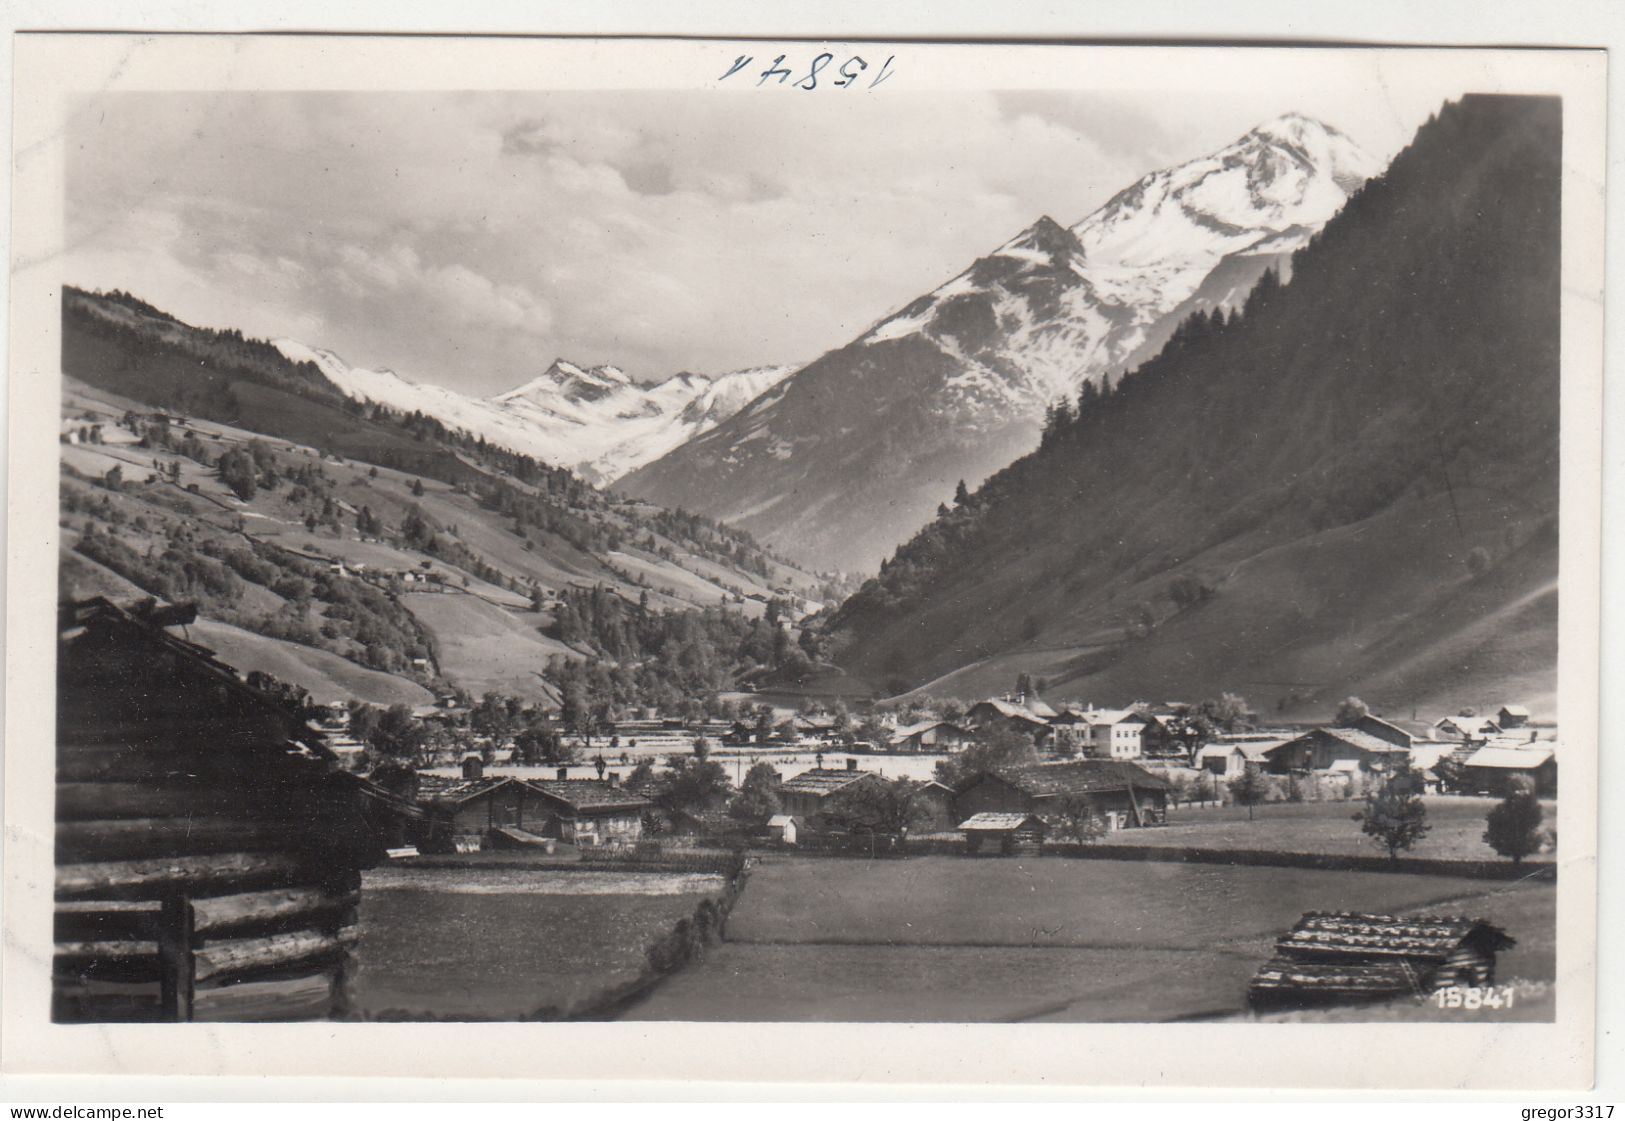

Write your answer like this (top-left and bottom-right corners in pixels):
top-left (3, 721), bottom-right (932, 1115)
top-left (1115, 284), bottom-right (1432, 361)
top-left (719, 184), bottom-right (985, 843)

top-left (1354, 760), bottom-right (1431, 862)
top-left (1484, 774), bottom-right (1545, 865)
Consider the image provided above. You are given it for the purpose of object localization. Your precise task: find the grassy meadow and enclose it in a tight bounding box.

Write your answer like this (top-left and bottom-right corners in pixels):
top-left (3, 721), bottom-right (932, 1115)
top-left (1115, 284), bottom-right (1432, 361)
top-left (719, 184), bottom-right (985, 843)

top-left (623, 855), bottom-right (1555, 1022)
top-left (1107, 796), bottom-right (1558, 863)
top-left (352, 867), bottom-right (724, 1019)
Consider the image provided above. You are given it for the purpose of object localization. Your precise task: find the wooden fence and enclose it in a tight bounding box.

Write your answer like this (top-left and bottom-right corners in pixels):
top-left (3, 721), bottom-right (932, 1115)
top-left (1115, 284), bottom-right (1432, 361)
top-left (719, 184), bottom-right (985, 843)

top-left (54, 861), bottom-right (361, 1023)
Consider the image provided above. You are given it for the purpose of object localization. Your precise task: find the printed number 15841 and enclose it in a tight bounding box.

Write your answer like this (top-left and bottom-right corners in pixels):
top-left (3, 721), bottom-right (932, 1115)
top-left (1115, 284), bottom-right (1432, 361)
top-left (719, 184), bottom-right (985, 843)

top-left (1432, 984), bottom-right (1517, 1010)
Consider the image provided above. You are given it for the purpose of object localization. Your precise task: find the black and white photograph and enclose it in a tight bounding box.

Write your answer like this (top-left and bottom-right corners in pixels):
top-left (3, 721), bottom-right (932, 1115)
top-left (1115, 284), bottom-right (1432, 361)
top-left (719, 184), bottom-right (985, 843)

top-left (2, 31), bottom-right (1606, 1091)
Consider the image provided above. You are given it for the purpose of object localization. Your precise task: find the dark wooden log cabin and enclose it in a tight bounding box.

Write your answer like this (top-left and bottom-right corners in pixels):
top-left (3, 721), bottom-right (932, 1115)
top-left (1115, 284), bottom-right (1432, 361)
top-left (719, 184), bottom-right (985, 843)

top-left (54, 598), bottom-right (408, 1023)
top-left (1247, 911), bottom-right (1517, 1010)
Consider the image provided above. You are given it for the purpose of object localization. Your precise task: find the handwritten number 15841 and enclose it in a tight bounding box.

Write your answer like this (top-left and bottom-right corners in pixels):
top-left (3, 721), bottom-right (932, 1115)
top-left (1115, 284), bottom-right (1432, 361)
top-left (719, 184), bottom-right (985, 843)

top-left (720, 53), bottom-right (895, 91)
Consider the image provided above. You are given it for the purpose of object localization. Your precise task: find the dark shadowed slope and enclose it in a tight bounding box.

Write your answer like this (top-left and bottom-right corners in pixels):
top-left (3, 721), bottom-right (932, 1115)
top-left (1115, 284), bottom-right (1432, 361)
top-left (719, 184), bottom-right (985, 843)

top-left (829, 95), bottom-right (1560, 718)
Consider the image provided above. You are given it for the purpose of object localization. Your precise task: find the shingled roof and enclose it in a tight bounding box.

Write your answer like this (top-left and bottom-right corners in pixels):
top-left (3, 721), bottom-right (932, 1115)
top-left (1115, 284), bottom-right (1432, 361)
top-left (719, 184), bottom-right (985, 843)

top-left (1272, 911), bottom-right (1515, 964)
top-left (1248, 911), bottom-right (1517, 1007)
top-left (521, 779), bottom-right (651, 811)
top-left (417, 774), bottom-right (515, 805)
top-left (781, 767), bottom-right (876, 797)
top-left (985, 760), bottom-right (1171, 796)
top-left (1274, 726), bottom-right (1410, 756)
top-left (1464, 746), bottom-right (1556, 770)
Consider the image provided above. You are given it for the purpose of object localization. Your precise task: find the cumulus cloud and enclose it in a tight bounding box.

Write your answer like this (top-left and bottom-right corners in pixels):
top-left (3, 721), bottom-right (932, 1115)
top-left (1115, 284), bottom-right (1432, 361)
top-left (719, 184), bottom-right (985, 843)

top-left (61, 87), bottom-right (1441, 395)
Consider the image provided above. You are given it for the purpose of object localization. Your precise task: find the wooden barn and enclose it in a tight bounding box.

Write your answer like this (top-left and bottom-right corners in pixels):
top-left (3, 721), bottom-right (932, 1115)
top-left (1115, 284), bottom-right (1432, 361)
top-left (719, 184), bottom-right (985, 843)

top-left (416, 771), bottom-right (650, 850)
top-left (1461, 746), bottom-right (1558, 797)
top-left (416, 774), bottom-right (527, 852)
top-left (55, 598), bottom-right (409, 1023)
top-left (1259, 727), bottom-right (1407, 775)
top-left (778, 761), bottom-right (881, 829)
top-left (952, 760), bottom-right (1170, 830)
top-left (1247, 912), bottom-right (1516, 1010)
top-left (911, 779), bottom-right (958, 832)
top-left (887, 720), bottom-right (973, 754)
top-left (958, 812), bottom-right (1047, 856)
top-left (519, 778), bottom-right (650, 846)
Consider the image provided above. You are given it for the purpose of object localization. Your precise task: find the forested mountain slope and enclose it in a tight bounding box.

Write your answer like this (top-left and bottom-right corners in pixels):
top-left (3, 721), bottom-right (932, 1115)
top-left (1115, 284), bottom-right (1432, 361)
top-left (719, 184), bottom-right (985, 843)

top-left (828, 95), bottom-right (1561, 719)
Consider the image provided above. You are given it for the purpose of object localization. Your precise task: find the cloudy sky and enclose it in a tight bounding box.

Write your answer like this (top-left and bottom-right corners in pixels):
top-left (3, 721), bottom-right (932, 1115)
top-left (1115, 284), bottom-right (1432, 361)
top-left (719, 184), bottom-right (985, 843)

top-left (66, 85), bottom-right (1463, 394)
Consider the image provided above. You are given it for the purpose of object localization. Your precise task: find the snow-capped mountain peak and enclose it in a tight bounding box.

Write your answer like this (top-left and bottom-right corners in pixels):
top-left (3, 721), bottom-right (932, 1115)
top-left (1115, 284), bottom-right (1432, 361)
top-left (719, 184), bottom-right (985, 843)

top-left (495, 358), bottom-right (634, 407)
top-left (1074, 115), bottom-right (1382, 271)
top-left (620, 111), bottom-right (1385, 572)
top-left (271, 338), bottom-right (792, 485)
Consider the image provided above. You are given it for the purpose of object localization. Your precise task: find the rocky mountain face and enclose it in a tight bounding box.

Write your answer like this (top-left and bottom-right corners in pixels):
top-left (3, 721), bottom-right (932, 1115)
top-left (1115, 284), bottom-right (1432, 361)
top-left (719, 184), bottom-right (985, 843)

top-left (620, 115), bottom-right (1382, 573)
top-left (828, 94), bottom-right (1561, 718)
top-left (272, 340), bottom-right (792, 486)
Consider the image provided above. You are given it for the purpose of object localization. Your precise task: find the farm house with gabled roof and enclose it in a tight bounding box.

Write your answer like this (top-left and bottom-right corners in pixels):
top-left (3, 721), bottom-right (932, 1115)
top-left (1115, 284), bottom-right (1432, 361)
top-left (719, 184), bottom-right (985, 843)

top-left (1248, 911), bottom-right (1517, 1010)
top-left (952, 760), bottom-right (1170, 831)
top-left (778, 763), bottom-right (882, 827)
top-left (1260, 726), bottom-right (1408, 775)
top-left (1461, 745), bottom-right (1558, 797)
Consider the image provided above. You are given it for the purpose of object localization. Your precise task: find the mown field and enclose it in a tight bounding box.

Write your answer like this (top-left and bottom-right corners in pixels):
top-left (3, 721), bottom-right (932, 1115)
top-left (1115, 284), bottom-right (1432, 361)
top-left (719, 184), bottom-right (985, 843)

top-left (353, 867), bottom-right (723, 1019)
top-left (1107, 796), bottom-right (1558, 863)
top-left (623, 855), bottom-right (1555, 1022)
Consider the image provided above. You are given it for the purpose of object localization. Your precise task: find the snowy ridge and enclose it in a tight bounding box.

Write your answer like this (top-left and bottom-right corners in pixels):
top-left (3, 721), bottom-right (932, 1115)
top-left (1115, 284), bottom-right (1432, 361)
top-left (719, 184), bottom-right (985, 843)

top-left (619, 113), bottom-right (1384, 572)
top-left (272, 338), bottom-right (792, 484)
top-left (856, 114), bottom-right (1379, 405)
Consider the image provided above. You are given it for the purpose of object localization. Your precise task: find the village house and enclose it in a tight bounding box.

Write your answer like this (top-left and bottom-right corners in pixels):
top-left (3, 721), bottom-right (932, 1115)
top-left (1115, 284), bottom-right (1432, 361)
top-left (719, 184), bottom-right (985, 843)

top-left (54, 597), bottom-right (410, 1023)
top-left (964, 698), bottom-right (1053, 743)
top-left (1194, 742), bottom-right (1278, 777)
top-left (778, 761), bottom-right (882, 829)
top-left (418, 765), bottom-right (650, 850)
top-left (952, 760), bottom-right (1171, 831)
top-left (1136, 712), bottom-right (1194, 758)
top-left (1434, 714), bottom-right (1502, 741)
top-left (911, 780), bottom-right (959, 832)
top-left (888, 720), bottom-right (973, 754)
top-left (417, 774), bottom-right (527, 852)
top-left (1461, 745), bottom-right (1558, 797)
top-left (1021, 696), bottom-right (1059, 721)
top-left (1086, 709), bottom-right (1151, 760)
top-left (1259, 726), bottom-right (1408, 775)
top-left (1346, 713), bottom-right (1415, 749)
top-left (520, 775), bottom-right (650, 846)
